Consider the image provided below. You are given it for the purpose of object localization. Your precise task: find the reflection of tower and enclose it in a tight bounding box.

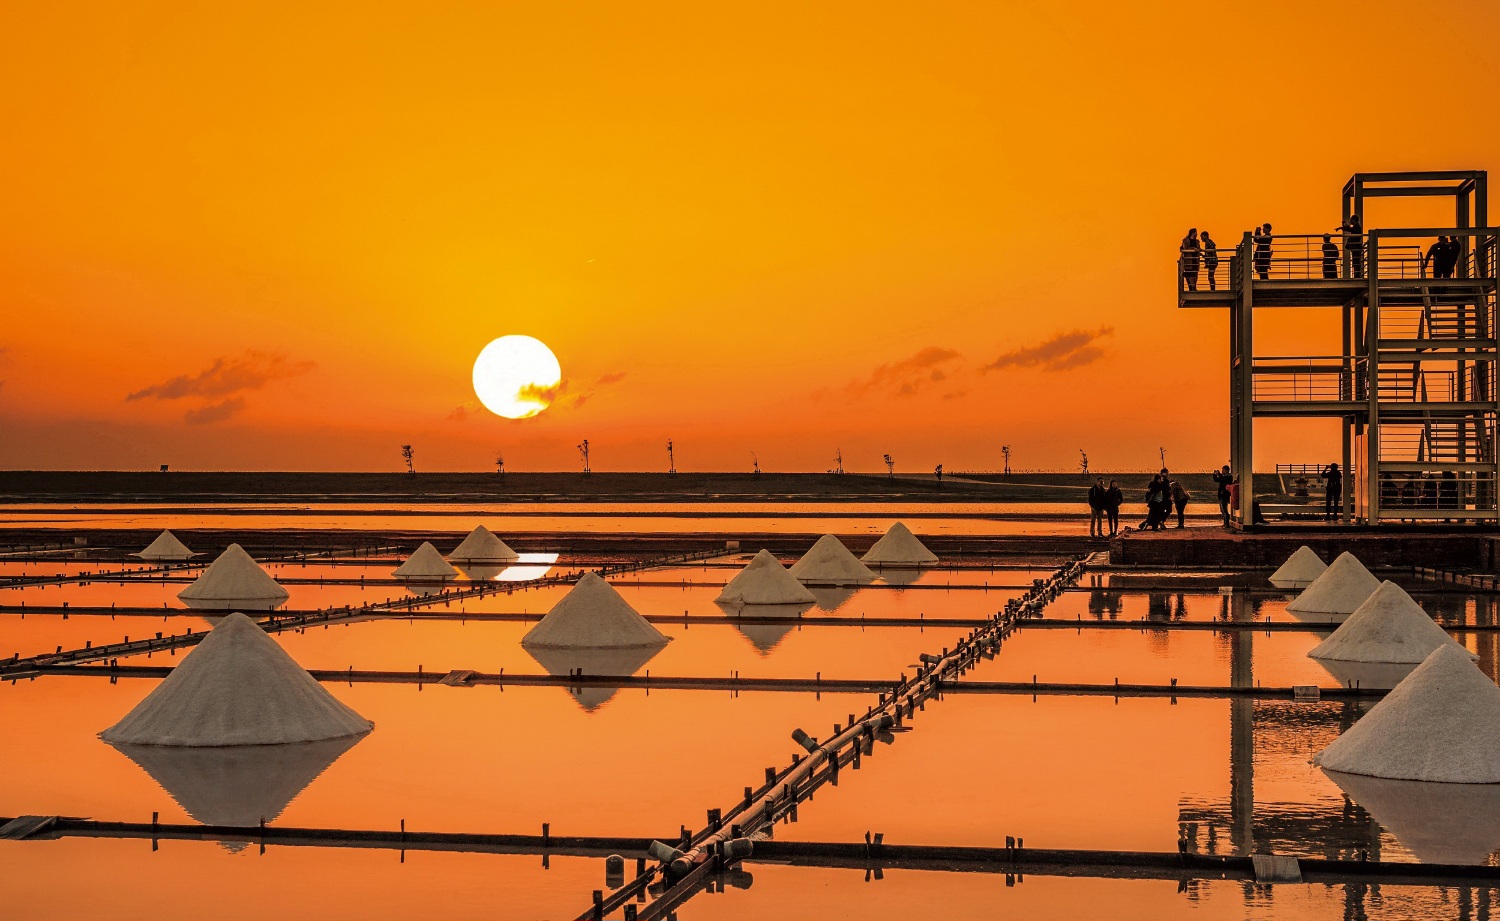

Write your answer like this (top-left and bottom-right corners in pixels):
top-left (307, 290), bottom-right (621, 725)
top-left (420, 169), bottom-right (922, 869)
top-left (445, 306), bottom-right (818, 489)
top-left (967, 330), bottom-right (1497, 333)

top-left (578, 440), bottom-right (591, 474)
top-left (1227, 590), bottom-right (1255, 854)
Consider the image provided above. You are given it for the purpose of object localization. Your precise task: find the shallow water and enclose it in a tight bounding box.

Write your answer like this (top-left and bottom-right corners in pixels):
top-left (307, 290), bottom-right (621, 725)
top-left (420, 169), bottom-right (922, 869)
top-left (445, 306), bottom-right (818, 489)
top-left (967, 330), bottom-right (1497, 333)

top-left (4, 520), bottom-right (1499, 920)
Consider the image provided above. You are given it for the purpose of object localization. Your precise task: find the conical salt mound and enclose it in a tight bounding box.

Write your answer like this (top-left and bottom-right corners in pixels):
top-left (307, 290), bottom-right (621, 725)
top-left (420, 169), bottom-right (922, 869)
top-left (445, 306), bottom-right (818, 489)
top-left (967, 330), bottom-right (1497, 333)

top-left (100, 613), bottom-right (373, 746)
top-left (1315, 645), bottom-right (1500, 782)
top-left (523, 643), bottom-right (665, 712)
top-left (1286, 552), bottom-right (1379, 619)
top-left (392, 542), bottom-right (460, 581)
top-left (521, 573), bottom-right (669, 648)
top-left (448, 525), bottom-right (519, 563)
top-left (108, 735), bottom-right (363, 837)
top-left (716, 550), bottom-right (816, 606)
top-left (860, 522), bottom-right (938, 566)
top-left (1269, 545), bottom-right (1326, 589)
top-left (1323, 768), bottom-right (1500, 864)
top-left (177, 544), bottom-right (289, 609)
top-left (136, 530), bottom-right (198, 561)
top-left (789, 535), bottom-right (877, 586)
top-left (1310, 581), bottom-right (1475, 665)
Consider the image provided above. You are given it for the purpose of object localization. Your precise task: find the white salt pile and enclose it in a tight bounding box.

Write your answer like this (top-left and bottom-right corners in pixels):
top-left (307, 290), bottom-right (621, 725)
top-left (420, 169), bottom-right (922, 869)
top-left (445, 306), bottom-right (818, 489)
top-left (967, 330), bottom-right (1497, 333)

top-left (392, 541), bottom-right (460, 582)
top-left (789, 535), bottom-right (876, 586)
top-left (521, 573), bottom-right (669, 648)
top-left (1310, 581), bottom-right (1475, 665)
top-left (1286, 551), bottom-right (1379, 619)
top-left (1315, 644), bottom-right (1500, 782)
top-left (716, 550), bottom-right (816, 606)
top-left (860, 522), bottom-right (938, 567)
top-left (100, 613), bottom-right (373, 746)
top-left (1322, 769), bottom-right (1500, 864)
top-left (108, 735), bottom-right (364, 836)
top-left (522, 643), bottom-right (666, 711)
top-left (136, 530), bottom-right (198, 561)
top-left (448, 525), bottom-right (519, 563)
top-left (1269, 545), bottom-right (1326, 589)
top-left (177, 544), bottom-right (290, 610)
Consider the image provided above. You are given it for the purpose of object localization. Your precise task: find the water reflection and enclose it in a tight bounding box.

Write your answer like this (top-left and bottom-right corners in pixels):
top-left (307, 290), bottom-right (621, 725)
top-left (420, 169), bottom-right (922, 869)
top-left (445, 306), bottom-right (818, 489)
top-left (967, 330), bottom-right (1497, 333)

top-left (458, 553), bottom-right (560, 583)
top-left (106, 735), bottom-right (364, 848)
top-left (807, 586), bottom-right (857, 613)
top-left (521, 644), bottom-right (665, 711)
top-left (717, 602), bottom-right (814, 655)
top-left (1324, 769), bottom-right (1500, 865)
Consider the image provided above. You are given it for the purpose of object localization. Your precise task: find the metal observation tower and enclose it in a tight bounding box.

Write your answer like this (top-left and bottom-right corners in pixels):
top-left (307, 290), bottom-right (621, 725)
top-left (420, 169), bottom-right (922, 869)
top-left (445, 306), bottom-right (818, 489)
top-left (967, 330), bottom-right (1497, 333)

top-left (1180, 170), bottom-right (1498, 527)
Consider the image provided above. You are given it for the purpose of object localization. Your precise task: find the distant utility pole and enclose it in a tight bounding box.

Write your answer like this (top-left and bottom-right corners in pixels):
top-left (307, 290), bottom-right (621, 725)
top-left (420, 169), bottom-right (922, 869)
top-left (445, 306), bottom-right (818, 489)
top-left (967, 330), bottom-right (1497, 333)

top-left (401, 444), bottom-right (415, 476)
top-left (578, 440), bottom-right (591, 475)
top-left (751, 452), bottom-right (761, 476)
top-left (883, 454), bottom-right (895, 479)
top-left (667, 439), bottom-right (676, 475)
top-left (1001, 445), bottom-right (1012, 478)
top-left (1159, 446), bottom-right (1167, 469)
top-left (1079, 450), bottom-right (1089, 475)
top-left (834, 449), bottom-right (844, 476)
top-left (495, 454), bottom-right (505, 477)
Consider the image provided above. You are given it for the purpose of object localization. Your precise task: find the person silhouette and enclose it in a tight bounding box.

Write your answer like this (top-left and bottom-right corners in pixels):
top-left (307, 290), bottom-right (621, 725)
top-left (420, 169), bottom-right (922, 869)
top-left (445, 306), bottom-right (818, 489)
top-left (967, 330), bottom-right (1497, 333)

top-left (1322, 462), bottom-right (1342, 521)
top-left (1321, 233), bottom-right (1339, 279)
top-left (1253, 224), bottom-right (1273, 280)
top-left (1181, 228), bottom-right (1201, 291)
top-left (1342, 214), bottom-right (1364, 278)
top-left (1425, 236), bottom-right (1447, 278)
top-left (1202, 231), bottom-right (1219, 290)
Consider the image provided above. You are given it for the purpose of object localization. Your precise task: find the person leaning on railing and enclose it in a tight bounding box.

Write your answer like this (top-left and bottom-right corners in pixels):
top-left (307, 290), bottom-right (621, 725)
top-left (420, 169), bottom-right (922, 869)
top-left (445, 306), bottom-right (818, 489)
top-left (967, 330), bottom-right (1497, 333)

top-left (1253, 224), bottom-right (1272, 280)
top-left (1341, 215), bottom-right (1363, 278)
top-left (1321, 234), bottom-right (1339, 279)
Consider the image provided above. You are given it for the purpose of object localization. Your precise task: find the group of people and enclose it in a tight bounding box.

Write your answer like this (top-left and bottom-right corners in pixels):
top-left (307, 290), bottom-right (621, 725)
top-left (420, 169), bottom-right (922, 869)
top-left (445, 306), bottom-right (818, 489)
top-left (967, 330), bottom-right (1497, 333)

top-left (1086, 469), bottom-right (1191, 536)
top-left (1178, 229), bottom-right (1217, 291)
top-left (1424, 236), bottom-right (1465, 278)
top-left (1182, 215), bottom-right (1372, 289)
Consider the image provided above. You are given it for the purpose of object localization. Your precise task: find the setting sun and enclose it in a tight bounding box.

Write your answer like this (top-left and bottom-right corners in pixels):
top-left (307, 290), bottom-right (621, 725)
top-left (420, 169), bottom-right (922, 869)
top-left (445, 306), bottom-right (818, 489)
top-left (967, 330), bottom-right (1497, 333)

top-left (472, 335), bottom-right (563, 420)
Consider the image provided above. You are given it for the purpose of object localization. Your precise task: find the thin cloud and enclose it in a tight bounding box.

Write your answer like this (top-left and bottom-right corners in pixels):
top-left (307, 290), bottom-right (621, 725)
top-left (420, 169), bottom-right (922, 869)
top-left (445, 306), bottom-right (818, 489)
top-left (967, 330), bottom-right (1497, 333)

top-left (183, 397), bottom-right (246, 425)
top-left (595, 371), bottom-right (627, 385)
top-left (850, 347), bottom-right (962, 397)
top-left (983, 327), bottom-right (1113, 372)
top-left (127, 351), bottom-right (312, 402)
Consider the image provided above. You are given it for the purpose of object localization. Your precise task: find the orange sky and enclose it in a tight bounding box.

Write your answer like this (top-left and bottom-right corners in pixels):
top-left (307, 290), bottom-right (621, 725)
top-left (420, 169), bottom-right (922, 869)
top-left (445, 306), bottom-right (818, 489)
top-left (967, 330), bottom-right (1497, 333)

top-left (2, 1), bottom-right (1498, 473)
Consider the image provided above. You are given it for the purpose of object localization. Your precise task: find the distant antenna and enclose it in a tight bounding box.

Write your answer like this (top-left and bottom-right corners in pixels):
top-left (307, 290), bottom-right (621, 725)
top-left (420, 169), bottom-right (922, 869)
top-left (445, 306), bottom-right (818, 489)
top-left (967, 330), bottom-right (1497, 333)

top-left (751, 451), bottom-right (761, 476)
top-left (1001, 445), bottom-right (1012, 478)
top-left (883, 454), bottom-right (895, 479)
top-left (578, 440), bottom-right (591, 474)
top-left (667, 439), bottom-right (676, 475)
top-left (495, 453), bottom-right (505, 477)
top-left (834, 449), bottom-right (844, 476)
top-left (1158, 446), bottom-right (1167, 469)
top-left (401, 444), bottom-right (415, 477)
top-left (1079, 450), bottom-right (1089, 475)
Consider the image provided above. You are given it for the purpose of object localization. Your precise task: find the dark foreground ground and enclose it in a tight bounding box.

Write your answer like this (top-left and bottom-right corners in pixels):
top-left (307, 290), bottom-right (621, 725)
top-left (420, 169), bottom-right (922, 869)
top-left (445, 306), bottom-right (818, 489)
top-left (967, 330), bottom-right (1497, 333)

top-left (0, 471), bottom-right (1233, 504)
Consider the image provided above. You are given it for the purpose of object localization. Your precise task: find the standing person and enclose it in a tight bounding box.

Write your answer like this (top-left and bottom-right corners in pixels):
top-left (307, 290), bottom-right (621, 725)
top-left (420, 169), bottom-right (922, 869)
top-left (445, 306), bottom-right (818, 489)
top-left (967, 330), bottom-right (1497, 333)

top-left (1425, 236), bottom-right (1447, 278)
top-left (1441, 470), bottom-right (1459, 519)
top-left (1437, 235), bottom-right (1461, 279)
top-left (1202, 231), bottom-right (1219, 290)
top-left (1105, 479), bottom-right (1123, 536)
top-left (1212, 465), bottom-right (1233, 526)
top-left (1181, 229), bottom-right (1201, 291)
top-left (1321, 234), bottom-right (1340, 279)
top-left (1253, 223), bottom-right (1273, 280)
top-left (1322, 462), bottom-right (1342, 522)
top-left (1087, 477), bottom-right (1107, 537)
top-left (1170, 479), bottom-right (1191, 529)
top-left (1343, 214), bottom-right (1364, 278)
